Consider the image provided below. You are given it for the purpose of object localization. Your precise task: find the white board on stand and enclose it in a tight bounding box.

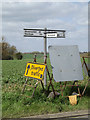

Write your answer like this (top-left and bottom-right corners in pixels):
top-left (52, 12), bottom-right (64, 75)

top-left (48, 45), bottom-right (83, 82)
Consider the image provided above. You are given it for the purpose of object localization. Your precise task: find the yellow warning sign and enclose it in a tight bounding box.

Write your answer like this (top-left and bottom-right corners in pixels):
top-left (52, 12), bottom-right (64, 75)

top-left (24, 62), bottom-right (46, 80)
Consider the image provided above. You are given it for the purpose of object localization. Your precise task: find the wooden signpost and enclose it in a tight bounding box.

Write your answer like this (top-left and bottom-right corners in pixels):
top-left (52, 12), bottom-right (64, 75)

top-left (24, 28), bottom-right (66, 87)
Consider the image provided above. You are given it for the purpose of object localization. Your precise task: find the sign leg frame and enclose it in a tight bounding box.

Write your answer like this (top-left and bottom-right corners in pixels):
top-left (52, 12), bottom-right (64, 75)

top-left (22, 54), bottom-right (45, 98)
top-left (47, 66), bottom-right (56, 98)
top-left (82, 56), bottom-right (90, 96)
top-left (22, 77), bottom-right (28, 94)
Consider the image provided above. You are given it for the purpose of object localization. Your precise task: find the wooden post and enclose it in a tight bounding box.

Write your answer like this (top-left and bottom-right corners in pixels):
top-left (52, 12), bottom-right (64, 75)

top-left (82, 79), bottom-right (90, 96)
top-left (82, 57), bottom-right (88, 71)
top-left (40, 80), bottom-right (44, 91)
top-left (44, 28), bottom-right (47, 88)
top-left (22, 77), bottom-right (28, 94)
top-left (32, 81), bottom-right (39, 97)
top-left (34, 54), bottom-right (37, 62)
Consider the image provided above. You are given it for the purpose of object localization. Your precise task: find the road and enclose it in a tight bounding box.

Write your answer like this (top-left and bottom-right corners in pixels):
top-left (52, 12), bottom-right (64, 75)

top-left (1, 110), bottom-right (90, 120)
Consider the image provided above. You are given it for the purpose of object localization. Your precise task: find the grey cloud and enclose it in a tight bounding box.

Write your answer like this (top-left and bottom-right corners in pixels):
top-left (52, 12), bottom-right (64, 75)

top-left (2, 2), bottom-right (88, 52)
top-left (2, 2), bottom-right (84, 22)
top-left (2, 0), bottom-right (89, 2)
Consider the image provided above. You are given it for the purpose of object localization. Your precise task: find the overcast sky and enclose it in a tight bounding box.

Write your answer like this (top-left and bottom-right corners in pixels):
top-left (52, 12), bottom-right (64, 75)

top-left (1, 1), bottom-right (89, 52)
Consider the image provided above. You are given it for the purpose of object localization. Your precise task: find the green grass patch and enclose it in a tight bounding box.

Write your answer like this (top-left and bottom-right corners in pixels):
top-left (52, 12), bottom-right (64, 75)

top-left (2, 53), bottom-right (90, 118)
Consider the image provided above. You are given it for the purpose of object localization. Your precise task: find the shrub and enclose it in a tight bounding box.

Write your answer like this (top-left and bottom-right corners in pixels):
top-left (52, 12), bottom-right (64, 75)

top-left (2, 55), bottom-right (13, 60)
top-left (15, 52), bottom-right (23, 60)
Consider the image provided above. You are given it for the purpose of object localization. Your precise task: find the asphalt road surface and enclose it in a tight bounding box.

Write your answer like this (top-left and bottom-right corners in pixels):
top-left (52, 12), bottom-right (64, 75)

top-left (1, 115), bottom-right (89, 120)
top-left (1, 110), bottom-right (90, 120)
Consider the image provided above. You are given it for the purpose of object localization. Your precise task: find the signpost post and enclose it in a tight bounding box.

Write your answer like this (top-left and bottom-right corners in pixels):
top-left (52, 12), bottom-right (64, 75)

top-left (44, 28), bottom-right (47, 87)
top-left (24, 28), bottom-right (65, 87)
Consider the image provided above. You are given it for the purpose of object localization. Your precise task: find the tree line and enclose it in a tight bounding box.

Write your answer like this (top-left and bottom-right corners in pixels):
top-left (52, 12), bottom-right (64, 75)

top-left (0, 37), bottom-right (23, 60)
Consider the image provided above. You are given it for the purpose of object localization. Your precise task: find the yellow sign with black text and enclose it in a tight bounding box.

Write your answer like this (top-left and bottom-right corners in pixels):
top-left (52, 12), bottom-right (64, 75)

top-left (24, 62), bottom-right (46, 80)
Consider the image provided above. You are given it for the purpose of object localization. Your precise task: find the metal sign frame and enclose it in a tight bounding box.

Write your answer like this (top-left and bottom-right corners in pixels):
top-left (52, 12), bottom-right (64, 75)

top-left (22, 57), bottom-right (45, 98)
top-left (82, 56), bottom-right (90, 96)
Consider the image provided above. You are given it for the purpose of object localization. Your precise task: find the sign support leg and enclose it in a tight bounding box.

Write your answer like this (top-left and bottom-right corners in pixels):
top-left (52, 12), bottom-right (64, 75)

top-left (60, 81), bottom-right (67, 96)
top-left (22, 77), bottom-right (28, 94)
top-left (82, 79), bottom-right (90, 96)
top-left (32, 81), bottom-right (39, 97)
top-left (47, 74), bottom-right (56, 98)
top-left (47, 66), bottom-right (56, 98)
top-left (40, 80), bottom-right (44, 91)
top-left (81, 56), bottom-right (90, 96)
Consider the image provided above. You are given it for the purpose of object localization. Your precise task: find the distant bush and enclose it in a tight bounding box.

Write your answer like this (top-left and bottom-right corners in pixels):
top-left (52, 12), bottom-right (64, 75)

top-left (3, 55), bottom-right (13, 60)
top-left (6, 55), bottom-right (13, 60)
top-left (15, 52), bottom-right (23, 60)
top-left (31, 51), bottom-right (40, 54)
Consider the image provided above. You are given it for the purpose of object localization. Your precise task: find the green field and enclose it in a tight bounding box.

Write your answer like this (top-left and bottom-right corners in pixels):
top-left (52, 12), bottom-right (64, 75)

top-left (2, 53), bottom-right (90, 118)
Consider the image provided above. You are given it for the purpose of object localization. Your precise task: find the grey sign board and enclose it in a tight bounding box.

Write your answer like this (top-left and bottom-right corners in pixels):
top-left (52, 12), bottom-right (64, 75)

top-left (48, 45), bottom-right (83, 82)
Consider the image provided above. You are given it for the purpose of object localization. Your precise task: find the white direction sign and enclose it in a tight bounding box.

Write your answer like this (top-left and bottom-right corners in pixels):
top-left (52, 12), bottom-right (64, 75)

top-left (24, 30), bottom-right (44, 37)
top-left (24, 29), bottom-right (65, 38)
top-left (46, 33), bottom-right (57, 38)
